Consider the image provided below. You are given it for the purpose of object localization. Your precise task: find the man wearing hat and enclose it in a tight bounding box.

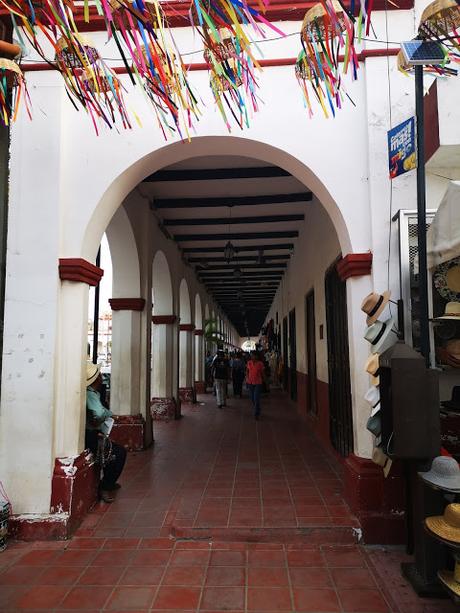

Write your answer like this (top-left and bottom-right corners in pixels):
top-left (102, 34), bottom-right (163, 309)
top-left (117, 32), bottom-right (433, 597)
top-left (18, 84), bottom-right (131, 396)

top-left (86, 362), bottom-right (127, 503)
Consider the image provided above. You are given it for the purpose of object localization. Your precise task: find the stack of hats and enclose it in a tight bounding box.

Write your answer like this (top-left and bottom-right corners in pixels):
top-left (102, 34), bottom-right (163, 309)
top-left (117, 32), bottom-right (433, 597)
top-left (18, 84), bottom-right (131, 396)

top-left (424, 502), bottom-right (460, 598)
top-left (442, 386), bottom-right (460, 413)
top-left (360, 291), bottom-right (397, 477)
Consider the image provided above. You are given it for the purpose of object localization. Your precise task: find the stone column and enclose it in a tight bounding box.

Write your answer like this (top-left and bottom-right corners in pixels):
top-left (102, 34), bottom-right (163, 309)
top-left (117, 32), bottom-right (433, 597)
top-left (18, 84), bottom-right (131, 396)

top-left (194, 329), bottom-right (206, 394)
top-left (179, 324), bottom-right (196, 403)
top-left (151, 315), bottom-right (180, 420)
top-left (108, 298), bottom-right (146, 451)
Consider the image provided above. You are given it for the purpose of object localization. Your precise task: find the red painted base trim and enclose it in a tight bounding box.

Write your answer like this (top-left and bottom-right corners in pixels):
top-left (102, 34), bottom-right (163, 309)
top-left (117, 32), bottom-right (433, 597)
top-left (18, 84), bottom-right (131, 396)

top-left (10, 450), bottom-right (99, 540)
top-left (151, 397), bottom-right (181, 421)
top-left (194, 381), bottom-right (206, 394)
top-left (179, 386), bottom-right (196, 404)
top-left (343, 455), bottom-right (405, 545)
top-left (110, 414), bottom-right (146, 451)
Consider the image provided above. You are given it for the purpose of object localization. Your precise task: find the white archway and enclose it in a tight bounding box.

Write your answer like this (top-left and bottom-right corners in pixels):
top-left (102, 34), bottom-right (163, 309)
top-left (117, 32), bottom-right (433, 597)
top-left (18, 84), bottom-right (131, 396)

top-left (178, 279), bottom-right (193, 397)
top-left (152, 250), bottom-right (173, 316)
top-left (105, 205), bottom-right (142, 417)
top-left (82, 136), bottom-right (354, 263)
top-left (194, 294), bottom-right (204, 384)
top-left (151, 250), bottom-right (175, 403)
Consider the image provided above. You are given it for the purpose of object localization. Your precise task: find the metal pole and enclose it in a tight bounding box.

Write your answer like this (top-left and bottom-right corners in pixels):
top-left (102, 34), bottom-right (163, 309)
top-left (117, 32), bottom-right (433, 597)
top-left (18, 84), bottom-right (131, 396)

top-left (92, 248), bottom-right (101, 364)
top-left (415, 65), bottom-right (430, 367)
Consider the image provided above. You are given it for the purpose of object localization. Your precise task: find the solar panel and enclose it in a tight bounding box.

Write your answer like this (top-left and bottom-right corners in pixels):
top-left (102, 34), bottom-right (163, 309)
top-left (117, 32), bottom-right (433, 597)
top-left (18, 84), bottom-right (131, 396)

top-left (401, 40), bottom-right (446, 66)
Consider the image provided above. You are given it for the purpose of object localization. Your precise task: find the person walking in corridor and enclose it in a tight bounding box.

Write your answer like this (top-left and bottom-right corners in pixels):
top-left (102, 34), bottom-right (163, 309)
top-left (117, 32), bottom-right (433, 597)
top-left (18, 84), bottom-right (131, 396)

top-left (246, 351), bottom-right (265, 420)
top-left (231, 351), bottom-right (245, 398)
top-left (212, 349), bottom-right (230, 409)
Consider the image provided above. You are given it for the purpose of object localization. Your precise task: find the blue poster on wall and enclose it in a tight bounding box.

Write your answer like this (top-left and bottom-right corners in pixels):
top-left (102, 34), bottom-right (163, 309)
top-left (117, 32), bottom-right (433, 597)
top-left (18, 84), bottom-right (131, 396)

top-left (388, 117), bottom-right (417, 179)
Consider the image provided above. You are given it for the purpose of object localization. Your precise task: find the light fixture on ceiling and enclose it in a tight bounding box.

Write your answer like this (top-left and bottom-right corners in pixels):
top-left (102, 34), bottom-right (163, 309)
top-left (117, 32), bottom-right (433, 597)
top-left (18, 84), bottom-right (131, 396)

top-left (234, 267), bottom-right (242, 278)
top-left (224, 241), bottom-right (235, 263)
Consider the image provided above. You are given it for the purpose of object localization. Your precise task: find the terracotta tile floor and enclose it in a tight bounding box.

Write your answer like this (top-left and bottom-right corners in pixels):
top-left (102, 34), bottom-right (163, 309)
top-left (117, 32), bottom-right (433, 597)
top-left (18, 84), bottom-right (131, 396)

top-left (0, 391), bottom-right (455, 611)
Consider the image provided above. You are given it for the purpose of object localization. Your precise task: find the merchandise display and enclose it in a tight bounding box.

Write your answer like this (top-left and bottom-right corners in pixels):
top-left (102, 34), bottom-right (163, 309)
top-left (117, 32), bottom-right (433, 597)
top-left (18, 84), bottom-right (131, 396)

top-left (419, 456), bottom-right (460, 492)
top-left (425, 503), bottom-right (460, 544)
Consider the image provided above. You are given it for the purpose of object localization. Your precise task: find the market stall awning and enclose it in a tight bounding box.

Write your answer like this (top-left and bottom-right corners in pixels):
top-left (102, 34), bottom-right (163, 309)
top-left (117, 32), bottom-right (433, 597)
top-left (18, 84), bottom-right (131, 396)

top-left (427, 181), bottom-right (460, 268)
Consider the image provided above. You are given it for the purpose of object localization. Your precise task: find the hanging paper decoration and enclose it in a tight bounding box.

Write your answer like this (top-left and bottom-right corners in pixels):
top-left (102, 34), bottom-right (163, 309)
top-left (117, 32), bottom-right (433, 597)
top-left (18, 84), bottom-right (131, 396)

top-left (55, 33), bottom-right (132, 133)
top-left (297, 0), bottom-right (358, 117)
top-left (295, 50), bottom-right (339, 118)
top-left (418, 0), bottom-right (460, 50)
top-left (108, 0), bottom-right (200, 138)
top-left (189, 0), bottom-right (284, 130)
top-left (0, 39), bottom-right (31, 125)
top-left (202, 27), bottom-right (258, 130)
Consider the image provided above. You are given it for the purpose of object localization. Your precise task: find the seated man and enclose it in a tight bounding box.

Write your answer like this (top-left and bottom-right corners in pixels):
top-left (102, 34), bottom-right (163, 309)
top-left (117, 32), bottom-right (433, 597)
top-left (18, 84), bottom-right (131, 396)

top-left (86, 362), bottom-right (127, 503)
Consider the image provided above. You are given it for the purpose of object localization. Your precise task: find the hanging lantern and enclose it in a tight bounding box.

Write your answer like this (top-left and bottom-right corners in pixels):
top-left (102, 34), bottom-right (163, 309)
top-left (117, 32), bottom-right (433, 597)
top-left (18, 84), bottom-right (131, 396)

top-left (81, 65), bottom-right (132, 129)
top-left (224, 241), bottom-right (236, 263)
top-left (298, 0), bottom-right (357, 117)
top-left (418, 0), bottom-right (460, 46)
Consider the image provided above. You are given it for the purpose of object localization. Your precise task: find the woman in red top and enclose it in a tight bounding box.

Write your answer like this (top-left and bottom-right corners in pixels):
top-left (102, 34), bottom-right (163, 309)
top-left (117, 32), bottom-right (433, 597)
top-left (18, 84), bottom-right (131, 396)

top-left (246, 352), bottom-right (265, 420)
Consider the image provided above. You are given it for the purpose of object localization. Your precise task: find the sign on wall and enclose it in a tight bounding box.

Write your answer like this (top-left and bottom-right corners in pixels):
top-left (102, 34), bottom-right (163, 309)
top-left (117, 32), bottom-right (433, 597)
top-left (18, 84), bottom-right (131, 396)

top-left (388, 117), bottom-right (417, 179)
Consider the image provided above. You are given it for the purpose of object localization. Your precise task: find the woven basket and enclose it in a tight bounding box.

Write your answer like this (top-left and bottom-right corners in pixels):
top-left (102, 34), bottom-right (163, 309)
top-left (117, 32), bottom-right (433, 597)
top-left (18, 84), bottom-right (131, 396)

top-left (301, 0), bottom-right (347, 43)
top-left (419, 0), bottom-right (460, 37)
top-left (55, 35), bottom-right (99, 69)
top-left (0, 58), bottom-right (23, 89)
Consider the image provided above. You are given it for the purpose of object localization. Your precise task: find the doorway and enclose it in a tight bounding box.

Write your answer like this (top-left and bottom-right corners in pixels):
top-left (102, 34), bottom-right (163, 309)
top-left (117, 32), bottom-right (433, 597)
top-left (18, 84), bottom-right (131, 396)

top-left (282, 316), bottom-right (288, 391)
top-left (305, 290), bottom-right (317, 414)
top-left (325, 262), bottom-right (353, 456)
top-left (289, 308), bottom-right (297, 401)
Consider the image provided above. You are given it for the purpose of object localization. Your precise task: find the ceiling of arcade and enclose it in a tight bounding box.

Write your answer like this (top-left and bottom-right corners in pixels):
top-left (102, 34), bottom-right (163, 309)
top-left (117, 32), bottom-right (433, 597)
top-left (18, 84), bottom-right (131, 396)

top-left (140, 156), bottom-right (312, 337)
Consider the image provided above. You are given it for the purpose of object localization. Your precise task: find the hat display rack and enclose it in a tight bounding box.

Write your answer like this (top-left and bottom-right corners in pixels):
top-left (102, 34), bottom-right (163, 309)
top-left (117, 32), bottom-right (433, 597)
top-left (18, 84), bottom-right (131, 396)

top-left (361, 291), bottom-right (399, 477)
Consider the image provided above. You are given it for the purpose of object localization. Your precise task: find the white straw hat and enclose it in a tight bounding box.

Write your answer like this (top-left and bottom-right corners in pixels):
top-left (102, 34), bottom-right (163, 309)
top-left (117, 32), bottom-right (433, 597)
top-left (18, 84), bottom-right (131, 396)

top-left (364, 317), bottom-right (398, 355)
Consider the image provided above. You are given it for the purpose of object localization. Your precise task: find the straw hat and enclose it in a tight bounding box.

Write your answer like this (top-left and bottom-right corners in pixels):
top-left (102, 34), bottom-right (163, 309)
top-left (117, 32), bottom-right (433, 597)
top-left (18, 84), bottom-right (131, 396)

top-left (365, 353), bottom-right (380, 386)
top-left (434, 302), bottom-right (460, 320)
top-left (425, 504), bottom-right (460, 543)
top-left (364, 386), bottom-right (380, 407)
top-left (438, 569), bottom-right (460, 597)
top-left (372, 446), bottom-right (392, 478)
top-left (419, 456), bottom-right (460, 492)
top-left (86, 362), bottom-right (101, 387)
top-left (364, 317), bottom-right (398, 355)
top-left (361, 291), bottom-right (391, 325)
top-left (366, 411), bottom-right (381, 437)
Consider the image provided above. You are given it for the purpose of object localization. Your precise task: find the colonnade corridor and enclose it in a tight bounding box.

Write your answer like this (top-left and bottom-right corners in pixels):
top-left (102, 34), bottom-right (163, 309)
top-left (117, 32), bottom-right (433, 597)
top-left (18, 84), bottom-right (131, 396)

top-left (0, 391), bottom-right (454, 612)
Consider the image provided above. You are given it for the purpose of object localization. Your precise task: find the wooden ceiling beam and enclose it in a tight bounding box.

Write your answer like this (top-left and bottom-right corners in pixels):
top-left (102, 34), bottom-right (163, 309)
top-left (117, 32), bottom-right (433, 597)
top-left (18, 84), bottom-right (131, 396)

top-left (143, 166), bottom-right (291, 182)
top-left (182, 243), bottom-right (294, 253)
top-left (164, 214), bottom-right (304, 227)
top-left (153, 193), bottom-right (312, 209)
top-left (174, 231), bottom-right (298, 241)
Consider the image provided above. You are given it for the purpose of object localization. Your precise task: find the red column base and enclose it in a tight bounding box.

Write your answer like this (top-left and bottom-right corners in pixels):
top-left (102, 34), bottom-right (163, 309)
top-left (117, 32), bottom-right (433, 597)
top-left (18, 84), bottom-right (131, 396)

top-left (194, 381), bottom-right (206, 394)
top-left (9, 450), bottom-right (99, 540)
top-left (151, 397), bottom-right (181, 421)
top-left (110, 414), bottom-right (146, 451)
top-left (343, 454), bottom-right (405, 545)
top-left (179, 387), bottom-right (196, 404)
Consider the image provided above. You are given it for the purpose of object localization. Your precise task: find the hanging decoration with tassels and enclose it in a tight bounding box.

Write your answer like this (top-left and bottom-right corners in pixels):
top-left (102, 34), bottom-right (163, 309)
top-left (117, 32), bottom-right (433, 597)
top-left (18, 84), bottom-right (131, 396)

top-left (418, 0), bottom-right (460, 54)
top-left (297, 0), bottom-right (358, 118)
top-left (0, 39), bottom-right (31, 126)
top-left (107, 0), bottom-right (200, 139)
top-left (189, 0), bottom-right (284, 130)
top-left (55, 33), bottom-right (132, 133)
